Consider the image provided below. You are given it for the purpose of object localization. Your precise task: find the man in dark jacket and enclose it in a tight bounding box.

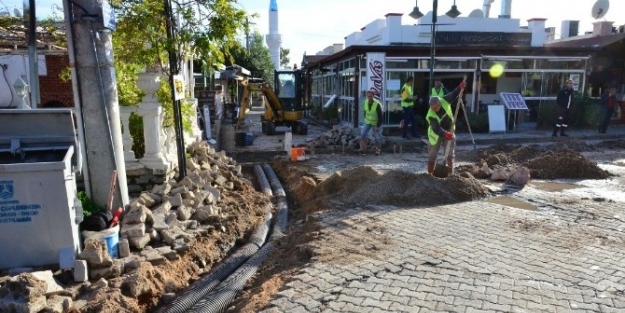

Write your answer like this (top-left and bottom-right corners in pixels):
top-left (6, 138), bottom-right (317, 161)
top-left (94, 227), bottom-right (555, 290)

top-left (552, 80), bottom-right (575, 137)
top-left (599, 87), bottom-right (617, 134)
top-left (426, 81), bottom-right (466, 175)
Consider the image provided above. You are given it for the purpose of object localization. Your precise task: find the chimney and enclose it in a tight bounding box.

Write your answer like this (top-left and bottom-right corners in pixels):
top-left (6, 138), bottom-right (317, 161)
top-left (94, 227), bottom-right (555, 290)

top-left (528, 18), bottom-right (547, 47)
top-left (593, 21), bottom-right (614, 36)
top-left (499, 0), bottom-right (512, 18)
top-left (483, 0), bottom-right (495, 18)
top-left (385, 13), bottom-right (403, 44)
top-left (560, 20), bottom-right (579, 39)
top-left (333, 43), bottom-right (344, 53)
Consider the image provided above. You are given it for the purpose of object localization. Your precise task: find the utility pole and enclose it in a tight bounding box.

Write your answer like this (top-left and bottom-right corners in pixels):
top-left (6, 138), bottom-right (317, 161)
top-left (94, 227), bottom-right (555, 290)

top-left (65, 0), bottom-right (129, 208)
top-left (23, 0), bottom-right (40, 107)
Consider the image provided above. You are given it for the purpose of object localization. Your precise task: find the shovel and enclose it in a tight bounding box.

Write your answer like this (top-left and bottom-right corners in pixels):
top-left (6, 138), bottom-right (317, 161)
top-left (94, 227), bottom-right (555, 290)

top-left (433, 139), bottom-right (452, 178)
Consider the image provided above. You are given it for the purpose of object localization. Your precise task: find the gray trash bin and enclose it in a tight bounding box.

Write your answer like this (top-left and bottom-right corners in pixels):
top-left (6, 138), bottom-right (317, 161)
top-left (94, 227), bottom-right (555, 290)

top-left (0, 109), bottom-right (83, 270)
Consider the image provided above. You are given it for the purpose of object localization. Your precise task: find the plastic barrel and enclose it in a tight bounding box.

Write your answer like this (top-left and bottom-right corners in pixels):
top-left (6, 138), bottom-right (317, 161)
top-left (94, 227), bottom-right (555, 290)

top-left (245, 133), bottom-right (254, 146)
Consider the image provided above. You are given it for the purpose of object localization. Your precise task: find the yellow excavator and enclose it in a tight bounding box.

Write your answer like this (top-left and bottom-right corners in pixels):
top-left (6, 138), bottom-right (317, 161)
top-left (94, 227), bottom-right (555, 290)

top-left (235, 69), bottom-right (308, 135)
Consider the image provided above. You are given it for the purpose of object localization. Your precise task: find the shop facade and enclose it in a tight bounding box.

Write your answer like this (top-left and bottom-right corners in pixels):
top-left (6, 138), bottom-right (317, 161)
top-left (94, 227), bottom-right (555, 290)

top-left (304, 46), bottom-right (590, 129)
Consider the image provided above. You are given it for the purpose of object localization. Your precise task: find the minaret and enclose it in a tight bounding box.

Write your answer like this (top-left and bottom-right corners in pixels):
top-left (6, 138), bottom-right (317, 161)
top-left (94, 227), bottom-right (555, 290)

top-left (265, 0), bottom-right (281, 70)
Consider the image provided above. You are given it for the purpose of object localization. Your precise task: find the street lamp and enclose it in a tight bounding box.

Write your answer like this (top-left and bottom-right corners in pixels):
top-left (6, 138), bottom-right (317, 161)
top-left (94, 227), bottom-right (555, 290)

top-left (409, 0), bottom-right (461, 91)
top-left (13, 76), bottom-right (31, 109)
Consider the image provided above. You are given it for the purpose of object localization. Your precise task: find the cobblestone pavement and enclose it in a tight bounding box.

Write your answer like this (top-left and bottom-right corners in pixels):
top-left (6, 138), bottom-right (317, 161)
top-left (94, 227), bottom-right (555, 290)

top-left (260, 163), bottom-right (625, 312)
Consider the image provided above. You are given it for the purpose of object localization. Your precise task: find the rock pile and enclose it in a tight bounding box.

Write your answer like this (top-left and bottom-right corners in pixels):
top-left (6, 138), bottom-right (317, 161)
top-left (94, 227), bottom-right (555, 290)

top-left (308, 125), bottom-right (387, 150)
top-left (0, 271), bottom-right (71, 313)
top-left (77, 141), bottom-right (254, 281)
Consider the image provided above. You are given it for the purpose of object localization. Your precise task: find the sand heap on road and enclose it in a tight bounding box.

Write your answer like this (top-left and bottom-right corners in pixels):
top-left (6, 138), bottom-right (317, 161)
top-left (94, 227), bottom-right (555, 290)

top-left (319, 167), bottom-right (490, 207)
top-left (462, 142), bottom-right (612, 180)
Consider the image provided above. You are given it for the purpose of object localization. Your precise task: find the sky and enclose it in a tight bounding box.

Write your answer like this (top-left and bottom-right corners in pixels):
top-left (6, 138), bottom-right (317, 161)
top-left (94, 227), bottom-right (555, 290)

top-left (237, 0), bottom-right (625, 64)
top-left (2, 0), bottom-right (623, 65)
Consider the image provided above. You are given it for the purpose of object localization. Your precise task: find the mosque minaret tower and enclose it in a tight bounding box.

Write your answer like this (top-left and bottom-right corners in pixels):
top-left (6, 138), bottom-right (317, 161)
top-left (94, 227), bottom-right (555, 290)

top-left (265, 0), bottom-right (282, 70)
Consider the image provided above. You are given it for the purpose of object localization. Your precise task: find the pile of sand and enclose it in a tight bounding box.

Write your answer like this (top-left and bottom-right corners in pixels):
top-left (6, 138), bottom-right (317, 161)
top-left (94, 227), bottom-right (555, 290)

top-left (524, 150), bottom-right (612, 180)
top-left (318, 166), bottom-right (490, 207)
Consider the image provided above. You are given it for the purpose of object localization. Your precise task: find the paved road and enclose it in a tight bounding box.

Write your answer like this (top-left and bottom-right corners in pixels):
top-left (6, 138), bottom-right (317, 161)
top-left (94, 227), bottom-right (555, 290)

top-left (260, 159), bottom-right (625, 312)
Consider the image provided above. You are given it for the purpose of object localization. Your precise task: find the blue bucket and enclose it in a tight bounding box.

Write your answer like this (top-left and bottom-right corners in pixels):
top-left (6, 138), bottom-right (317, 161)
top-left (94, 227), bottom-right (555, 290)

top-left (82, 225), bottom-right (119, 259)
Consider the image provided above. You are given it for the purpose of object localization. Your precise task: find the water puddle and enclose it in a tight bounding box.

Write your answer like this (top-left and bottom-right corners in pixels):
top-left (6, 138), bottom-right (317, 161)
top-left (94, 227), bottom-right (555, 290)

top-left (486, 196), bottom-right (537, 211)
top-left (529, 182), bottom-right (579, 192)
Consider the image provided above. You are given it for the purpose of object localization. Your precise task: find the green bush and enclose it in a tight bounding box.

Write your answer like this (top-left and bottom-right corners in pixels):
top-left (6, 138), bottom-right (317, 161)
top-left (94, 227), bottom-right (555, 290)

top-left (129, 112), bottom-right (145, 158)
top-left (537, 95), bottom-right (602, 129)
top-left (456, 112), bottom-right (489, 133)
top-left (77, 191), bottom-right (106, 217)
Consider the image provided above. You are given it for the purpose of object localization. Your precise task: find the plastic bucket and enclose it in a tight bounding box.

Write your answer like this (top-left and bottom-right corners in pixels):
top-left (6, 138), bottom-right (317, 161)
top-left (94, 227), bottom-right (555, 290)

top-left (290, 147), bottom-right (306, 162)
top-left (82, 225), bottom-right (119, 259)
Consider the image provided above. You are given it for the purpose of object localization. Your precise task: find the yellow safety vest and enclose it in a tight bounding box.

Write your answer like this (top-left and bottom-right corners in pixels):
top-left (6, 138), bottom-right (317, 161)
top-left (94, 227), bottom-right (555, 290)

top-left (426, 108), bottom-right (455, 145)
top-left (364, 99), bottom-right (380, 125)
top-left (401, 84), bottom-right (413, 107)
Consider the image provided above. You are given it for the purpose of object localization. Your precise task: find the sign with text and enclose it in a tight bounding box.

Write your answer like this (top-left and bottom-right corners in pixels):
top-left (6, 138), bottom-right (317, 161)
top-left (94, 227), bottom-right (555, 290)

top-left (365, 52), bottom-right (386, 111)
top-left (436, 31), bottom-right (531, 47)
top-left (500, 92), bottom-right (529, 110)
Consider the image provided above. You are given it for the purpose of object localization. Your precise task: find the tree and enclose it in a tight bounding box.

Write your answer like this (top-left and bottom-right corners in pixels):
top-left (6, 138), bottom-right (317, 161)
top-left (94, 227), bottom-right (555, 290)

top-left (111, 0), bottom-right (248, 107)
top-left (229, 31), bottom-right (274, 84)
top-left (280, 47), bottom-right (290, 69)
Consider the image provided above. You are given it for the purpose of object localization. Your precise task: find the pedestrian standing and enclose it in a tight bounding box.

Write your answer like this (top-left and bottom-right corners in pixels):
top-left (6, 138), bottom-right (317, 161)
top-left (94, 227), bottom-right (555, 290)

top-left (431, 78), bottom-right (454, 121)
top-left (357, 91), bottom-right (383, 155)
top-left (400, 76), bottom-right (418, 140)
top-left (552, 80), bottom-right (575, 137)
top-left (425, 81), bottom-right (466, 175)
top-left (599, 87), bottom-right (617, 134)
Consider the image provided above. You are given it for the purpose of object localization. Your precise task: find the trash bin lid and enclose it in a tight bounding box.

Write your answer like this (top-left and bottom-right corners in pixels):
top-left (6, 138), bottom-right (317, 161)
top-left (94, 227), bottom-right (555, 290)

top-left (0, 109), bottom-right (79, 166)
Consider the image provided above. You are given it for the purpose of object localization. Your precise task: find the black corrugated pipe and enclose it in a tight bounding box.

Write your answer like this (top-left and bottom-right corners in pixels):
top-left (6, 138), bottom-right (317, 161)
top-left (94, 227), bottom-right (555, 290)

top-left (262, 164), bottom-right (288, 238)
top-left (183, 164), bottom-right (289, 313)
top-left (187, 242), bottom-right (277, 313)
top-left (157, 212), bottom-right (271, 313)
top-left (254, 164), bottom-right (272, 196)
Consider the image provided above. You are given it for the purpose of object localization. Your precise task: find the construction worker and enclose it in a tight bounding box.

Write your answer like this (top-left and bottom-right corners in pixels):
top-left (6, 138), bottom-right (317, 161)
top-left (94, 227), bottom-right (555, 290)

top-left (552, 79), bottom-right (575, 137)
top-left (426, 81), bottom-right (466, 175)
top-left (400, 76), bottom-right (418, 140)
top-left (357, 90), bottom-right (383, 155)
top-left (431, 78), bottom-right (454, 122)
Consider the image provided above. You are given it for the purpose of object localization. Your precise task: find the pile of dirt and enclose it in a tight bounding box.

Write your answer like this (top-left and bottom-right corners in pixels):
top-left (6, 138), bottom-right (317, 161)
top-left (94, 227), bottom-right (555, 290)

top-left (596, 139), bottom-right (625, 150)
top-left (524, 150), bottom-right (612, 180)
top-left (318, 166), bottom-right (491, 207)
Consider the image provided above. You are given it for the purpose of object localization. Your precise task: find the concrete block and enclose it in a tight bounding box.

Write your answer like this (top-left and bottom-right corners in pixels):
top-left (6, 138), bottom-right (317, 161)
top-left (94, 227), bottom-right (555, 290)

top-left (128, 234), bottom-right (151, 250)
top-left (31, 271), bottom-right (64, 296)
top-left (121, 223), bottom-right (146, 238)
top-left (168, 193), bottom-right (183, 207)
top-left (73, 260), bottom-right (88, 282)
top-left (118, 238), bottom-right (131, 258)
top-left (177, 206), bottom-right (192, 221)
top-left (152, 201), bottom-right (172, 216)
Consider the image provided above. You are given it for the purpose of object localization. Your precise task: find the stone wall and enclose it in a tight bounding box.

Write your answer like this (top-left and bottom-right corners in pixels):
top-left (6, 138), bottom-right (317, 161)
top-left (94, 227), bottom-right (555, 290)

top-left (126, 165), bottom-right (176, 199)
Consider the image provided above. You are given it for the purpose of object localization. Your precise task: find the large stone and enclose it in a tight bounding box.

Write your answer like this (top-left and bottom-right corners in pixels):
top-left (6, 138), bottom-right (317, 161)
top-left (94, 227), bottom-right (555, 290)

top-left (73, 260), bottom-right (88, 282)
top-left (138, 193), bottom-right (159, 208)
top-left (121, 223), bottom-right (146, 238)
top-left (151, 213), bottom-right (170, 231)
top-left (507, 166), bottom-right (531, 186)
top-left (128, 234), bottom-right (151, 250)
top-left (170, 186), bottom-right (188, 196)
top-left (192, 205), bottom-right (219, 223)
top-left (0, 296), bottom-right (46, 313)
top-left (123, 205), bottom-right (152, 225)
top-left (89, 267), bottom-right (112, 280)
top-left (177, 206), bottom-right (193, 221)
top-left (118, 238), bottom-right (131, 258)
top-left (168, 193), bottom-right (183, 207)
top-left (155, 246), bottom-right (179, 261)
top-left (152, 201), bottom-right (172, 216)
top-left (31, 271), bottom-right (64, 296)
top-left (178, 176), bottom-right (195, 189)
top-left (140, 250), bottom-right (166, 265)
top-left (160, 227), bottom-right (191, 245)
top-left (203, 185), bottom-right (220, 204)
top-left (79, 239), bottom-right (112, 266)
top-left (213, 175), bottom-right (227, 186)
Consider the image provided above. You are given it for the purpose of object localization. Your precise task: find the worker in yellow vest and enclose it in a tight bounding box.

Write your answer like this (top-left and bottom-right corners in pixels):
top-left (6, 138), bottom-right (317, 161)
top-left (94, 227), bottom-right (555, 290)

top-left (431, 78), bottom-right (454, 120)
top-left (400, 76), bottom-right (418, 140)
top-left (426, 81), bottom-right (466, 175)
top-left (357, 90), bottom-right (383, 155)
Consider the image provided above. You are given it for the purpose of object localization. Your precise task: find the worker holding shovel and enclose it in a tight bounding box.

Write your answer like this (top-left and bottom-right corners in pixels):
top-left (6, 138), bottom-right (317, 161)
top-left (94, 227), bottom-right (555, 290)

top-left (426, 81), bottom-right (466, 176)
